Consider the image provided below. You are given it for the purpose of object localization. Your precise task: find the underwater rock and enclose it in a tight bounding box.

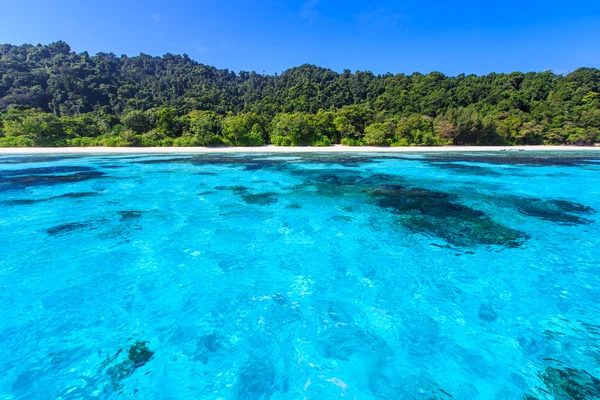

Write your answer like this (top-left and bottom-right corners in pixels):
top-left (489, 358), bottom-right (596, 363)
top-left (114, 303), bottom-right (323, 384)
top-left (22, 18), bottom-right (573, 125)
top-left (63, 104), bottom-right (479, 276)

top-left (194, 171), bottom-right (217, 175)
top-left (214, 185), bottom-right (249, 193)
top-left (404, 214), bottom-right (526, 248)
top-left (538, 363), bottom-right (600, 400)
top-left (102, 341), bottom-right (154, 388)
top-left (127, 341), bottom-right (154, 367)
top-left (198, 333), bottom-right (221, 353)
top-left (241, 192), bottom-right (278, 205)
top-left (549, 200), bottom-right (595, 214)
top-left (517, 337), bottom-right (541, 355)
top-left (100, 164), bottom-right (126, 169)
top-left (244, 164), bottom-right (264, 171)
top-left (132, 153), bottom-right (378, 169)
top-left (118, 211), bottom-right (143, 221)
top-left (331, 215), bottom-right (353, 222)
top-left (298, 169), bottom-right (398, 187)
top-left (194, 333), bottom-right (223, 364)
top-left (2, 192), bottom-right (99, 205)
top-left (236, 360), bottom-right (277, 399)
top-left (373, 186), bottom-right (485, 219)
top-left (0, 155), bottom-right (79, 164)
top-left (0, 171), bottom-right (105, 191)
top-left (133, 157), bottom-right (193, 164)
top-left (430, 162), bottom-right (503, 177)
top-left (0, 165), bottom-right (95, 177)
top-left (295, 170), bottom-right (401, 199)
top-left (478, 304), bottom-right (499, 322)
top-left (512, 197), bottom-right (595, 225)
top-left (371, 185), bottom-right (527, 247)
top-left (424, 153), bottom-right (600, 167)
top-left (46, 222), bottom-right (90, 236)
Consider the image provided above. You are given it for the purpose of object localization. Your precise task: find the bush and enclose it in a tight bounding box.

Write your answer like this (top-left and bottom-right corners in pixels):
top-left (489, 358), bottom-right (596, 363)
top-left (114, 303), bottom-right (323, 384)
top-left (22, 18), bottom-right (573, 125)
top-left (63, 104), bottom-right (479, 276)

top-left (312, 136), bottom-right (332, 146)
top-left (119, 129), bottom-right (142, 146)
top-left (341, 138), bottom-right (363, 146)
top-left (390, 138), bottom-right (411, 146)
top-left (67, 137), bottom-right (101, 147)
top-left (271, 135), bottom-right (292, 146)
top-left (173, 135), bottom-right (199, 147)
top-left (0, 136), bottom-right (35, 147)
top-left (99, 136), bottom-right (125, 147)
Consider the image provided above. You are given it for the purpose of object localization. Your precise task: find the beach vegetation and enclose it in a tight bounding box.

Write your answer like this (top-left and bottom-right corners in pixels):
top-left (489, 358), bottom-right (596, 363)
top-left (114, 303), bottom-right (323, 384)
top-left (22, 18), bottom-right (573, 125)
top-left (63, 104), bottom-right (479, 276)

top-left (1, 42), bottom-right (599, 147)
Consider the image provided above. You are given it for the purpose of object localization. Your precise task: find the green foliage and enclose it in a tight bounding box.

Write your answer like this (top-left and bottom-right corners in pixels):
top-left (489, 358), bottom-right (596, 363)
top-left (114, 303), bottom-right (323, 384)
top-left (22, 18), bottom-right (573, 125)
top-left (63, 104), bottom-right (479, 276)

top-left (185, 110), bottom-right (224, 145)
top-left (363, 122), bottom-right (395, 146)
top-left (118, 129), bottom-right (142, 146)
top-left (61, 113), bottom-right (104, 139)
top-left (341, 138), bottom-right (363, 146)
top-left (0, 135), bottom-right (35, 147)
top-left (396, 115), bottom-right (438, 145)
top-left (222, 113), bottom-right (264, 146)
top-left (122, 110), bottom-right (153, 134)
top-left (2, 109), bottom-right (65, 146)
top-left (0, 42), bottom-right (599, 147)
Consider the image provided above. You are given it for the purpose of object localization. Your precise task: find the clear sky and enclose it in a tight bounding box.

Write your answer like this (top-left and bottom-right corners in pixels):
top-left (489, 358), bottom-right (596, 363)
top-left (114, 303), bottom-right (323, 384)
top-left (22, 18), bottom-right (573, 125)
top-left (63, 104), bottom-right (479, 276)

top-left (1, 0), bottom-right (599, 76)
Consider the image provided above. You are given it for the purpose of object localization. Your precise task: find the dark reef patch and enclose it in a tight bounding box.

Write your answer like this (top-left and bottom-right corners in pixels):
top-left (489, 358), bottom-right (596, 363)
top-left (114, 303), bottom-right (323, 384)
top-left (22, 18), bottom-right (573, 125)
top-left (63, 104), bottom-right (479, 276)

top-left (0, 155), bottom-right (82, 165)
top-left (132, 157), bottom-right (194, 164)
top-left (331, 215), bottom-right (353, 222)
top-left (2, 191), bottom-right (99, 205)
top-left (236, 360), bottom-right (278, 399)
top-left (214, 185), bottom-right (249, 193)
top-left (478, 304), bottom-right (499, 322)
top-left (0, 166), bottom-right (95, 177)
top-left (531, 361), bottom-right (600, 399)
top-left (194, 333), bottom-right (225, 364)
top-left (100, 341), bottom-right (154, 390)
top-left (46, 222), bottom-right (90, 236)
top-left (118, 211), bottom-right (143, 221)
top-left (424, 153), bottom-right (600, 167)
top-left (371, 185), bottom-right (526, 247)
top-left (0, 171), bottom-right (105, 191)
top-left (133, 153), bottom-right (378, 169)
top-left (100, 164), bottom-right (126, 169)
top-left (241, 192), bottom-right (278, 205)
top-left (402, 213), bottom-right (526, 248)
top-left (293, 167), bottom-right (527, 248)
top-left (296, 169), bottom-right (400, 198)
top-left (429, 162), bottom-right (503, 177)
top-left (505, 197), bottom-right (596, 225)
top-left (127, 341), bottom-right (154, 367)
top-left (372, 187), bottom-right (484, 219)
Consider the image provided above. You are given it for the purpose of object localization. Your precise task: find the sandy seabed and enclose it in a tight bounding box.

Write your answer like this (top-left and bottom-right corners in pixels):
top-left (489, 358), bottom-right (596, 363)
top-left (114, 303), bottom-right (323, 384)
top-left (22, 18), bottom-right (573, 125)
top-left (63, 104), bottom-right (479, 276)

top-left (0, 145), bottom-right (599, 154)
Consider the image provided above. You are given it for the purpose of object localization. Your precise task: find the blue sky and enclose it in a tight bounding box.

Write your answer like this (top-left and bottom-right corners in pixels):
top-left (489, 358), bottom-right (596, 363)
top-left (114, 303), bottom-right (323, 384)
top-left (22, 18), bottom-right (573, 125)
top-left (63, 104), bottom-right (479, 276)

top-left (1, 0), bottom-right (599, 75)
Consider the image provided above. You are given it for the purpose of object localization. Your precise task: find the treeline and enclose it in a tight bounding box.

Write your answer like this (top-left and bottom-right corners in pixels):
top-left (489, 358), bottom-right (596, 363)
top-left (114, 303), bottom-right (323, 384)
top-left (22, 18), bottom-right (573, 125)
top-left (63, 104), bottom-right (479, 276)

top-left (1, 41), bottom-right (599, 147)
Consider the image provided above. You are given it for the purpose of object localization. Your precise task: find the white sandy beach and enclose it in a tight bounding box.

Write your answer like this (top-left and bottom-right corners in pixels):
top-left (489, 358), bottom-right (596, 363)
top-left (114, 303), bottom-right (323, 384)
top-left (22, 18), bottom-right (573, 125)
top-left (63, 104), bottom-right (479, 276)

top-left (0, 145), bottom-right (599, 154)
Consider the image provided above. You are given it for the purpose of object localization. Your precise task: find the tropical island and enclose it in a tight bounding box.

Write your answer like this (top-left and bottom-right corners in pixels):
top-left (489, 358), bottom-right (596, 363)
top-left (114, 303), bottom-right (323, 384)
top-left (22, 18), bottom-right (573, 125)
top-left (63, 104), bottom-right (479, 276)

top-left (0, 41), bottom-right (599, 148)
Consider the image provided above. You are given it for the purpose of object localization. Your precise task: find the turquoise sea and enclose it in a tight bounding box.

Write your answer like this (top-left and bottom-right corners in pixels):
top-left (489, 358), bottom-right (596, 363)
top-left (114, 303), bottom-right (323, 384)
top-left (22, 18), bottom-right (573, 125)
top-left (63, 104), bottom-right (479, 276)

top-left (1, 152), bottom-right (600, 399)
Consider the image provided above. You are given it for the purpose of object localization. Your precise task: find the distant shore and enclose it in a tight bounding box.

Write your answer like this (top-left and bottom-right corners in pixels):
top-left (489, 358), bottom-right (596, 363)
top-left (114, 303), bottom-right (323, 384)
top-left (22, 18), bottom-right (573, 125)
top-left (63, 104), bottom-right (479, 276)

top-left (0, 145), bottom-right (599, 154)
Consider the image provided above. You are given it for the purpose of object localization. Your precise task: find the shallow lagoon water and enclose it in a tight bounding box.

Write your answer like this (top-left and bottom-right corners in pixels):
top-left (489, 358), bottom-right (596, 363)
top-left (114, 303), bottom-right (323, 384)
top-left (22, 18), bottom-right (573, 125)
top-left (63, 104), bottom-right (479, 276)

top-left (1, 152), bottom-right (600, 399)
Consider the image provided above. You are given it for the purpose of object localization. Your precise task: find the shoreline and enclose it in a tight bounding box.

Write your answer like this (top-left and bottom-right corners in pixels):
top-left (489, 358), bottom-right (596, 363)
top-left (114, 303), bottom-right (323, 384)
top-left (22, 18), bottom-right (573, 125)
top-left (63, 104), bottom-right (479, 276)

top-left (0, 145), bottom-right (599, 154)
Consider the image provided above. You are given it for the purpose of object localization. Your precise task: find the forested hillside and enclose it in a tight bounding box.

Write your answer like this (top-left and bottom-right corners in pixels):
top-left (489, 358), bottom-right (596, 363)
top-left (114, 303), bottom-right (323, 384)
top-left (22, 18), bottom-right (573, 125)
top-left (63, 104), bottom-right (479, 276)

top-left (1, 41), bottom-right (599, 147)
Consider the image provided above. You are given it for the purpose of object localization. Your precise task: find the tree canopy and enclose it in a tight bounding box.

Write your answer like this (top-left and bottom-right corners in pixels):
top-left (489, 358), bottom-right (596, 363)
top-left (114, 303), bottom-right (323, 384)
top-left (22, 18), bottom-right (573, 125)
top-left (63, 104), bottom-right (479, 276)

top-left (1, 41), bottom-right (599, 147)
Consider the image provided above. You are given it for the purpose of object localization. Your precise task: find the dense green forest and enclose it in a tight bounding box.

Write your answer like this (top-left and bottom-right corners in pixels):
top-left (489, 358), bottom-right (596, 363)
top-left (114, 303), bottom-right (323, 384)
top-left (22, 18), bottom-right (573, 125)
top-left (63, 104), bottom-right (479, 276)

top-left (1, 41), bottom-right (599, 147)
